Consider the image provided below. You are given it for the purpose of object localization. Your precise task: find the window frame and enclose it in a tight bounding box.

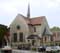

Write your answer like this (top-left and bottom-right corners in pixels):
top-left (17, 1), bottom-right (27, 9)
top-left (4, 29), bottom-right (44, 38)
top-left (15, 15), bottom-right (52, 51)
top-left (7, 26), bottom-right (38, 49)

top-left (13, 33), bottom-right (17, 42)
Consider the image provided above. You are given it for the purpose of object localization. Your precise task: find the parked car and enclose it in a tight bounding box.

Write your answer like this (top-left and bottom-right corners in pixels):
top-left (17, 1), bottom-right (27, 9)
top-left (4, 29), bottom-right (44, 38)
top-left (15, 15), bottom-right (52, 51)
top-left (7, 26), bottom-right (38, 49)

top-left (37, 46), bottom-right (46, 52)
top-left (51, 46), bottom-right (60, 51)
top-left (46, 46), bottom-right (60, 52)
top-left (46, 46), bottom-right (51, 52)
top-left (56, 46), bottom-right (60, 51)
top-left (17, 44), bottom-right (31, 50)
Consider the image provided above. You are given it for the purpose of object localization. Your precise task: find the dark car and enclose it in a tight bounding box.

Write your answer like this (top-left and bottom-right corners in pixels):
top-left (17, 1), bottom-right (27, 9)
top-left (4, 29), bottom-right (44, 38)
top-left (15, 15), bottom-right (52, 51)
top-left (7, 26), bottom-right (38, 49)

top-left (18, 45), bottom-right (22, 49)
top-left (37, 46), bottom-right (46, 52)
top-left (17, 44), bottom-right (31, 50)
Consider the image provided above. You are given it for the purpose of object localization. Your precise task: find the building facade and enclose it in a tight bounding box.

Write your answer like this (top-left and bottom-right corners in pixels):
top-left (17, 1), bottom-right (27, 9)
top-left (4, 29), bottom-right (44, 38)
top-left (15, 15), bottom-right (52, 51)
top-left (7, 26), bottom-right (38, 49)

top-left (9, 4), bottom-right (52, 48)
top-left (51, 31), bottom-right (60, 46)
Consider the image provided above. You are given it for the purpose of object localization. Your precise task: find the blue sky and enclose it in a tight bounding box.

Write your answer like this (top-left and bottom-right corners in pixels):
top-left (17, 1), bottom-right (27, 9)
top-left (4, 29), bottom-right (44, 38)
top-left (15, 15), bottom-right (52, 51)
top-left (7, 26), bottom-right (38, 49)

top-left (0, 0), bottom-right (60, 27)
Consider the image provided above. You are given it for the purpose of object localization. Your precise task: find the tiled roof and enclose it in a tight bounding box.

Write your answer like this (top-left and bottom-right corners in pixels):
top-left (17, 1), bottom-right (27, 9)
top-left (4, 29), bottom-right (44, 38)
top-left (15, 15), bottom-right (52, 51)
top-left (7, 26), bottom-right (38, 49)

top-left (25, 16), bottom-right (45, 25)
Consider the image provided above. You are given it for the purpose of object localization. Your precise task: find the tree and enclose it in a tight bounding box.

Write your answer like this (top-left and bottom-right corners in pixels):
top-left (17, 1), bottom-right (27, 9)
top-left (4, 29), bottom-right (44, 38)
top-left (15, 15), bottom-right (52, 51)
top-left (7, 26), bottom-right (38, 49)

top-left (0, 24), bottom-right (9, 47)
top-left (50, 26), bottom-right (60, 31)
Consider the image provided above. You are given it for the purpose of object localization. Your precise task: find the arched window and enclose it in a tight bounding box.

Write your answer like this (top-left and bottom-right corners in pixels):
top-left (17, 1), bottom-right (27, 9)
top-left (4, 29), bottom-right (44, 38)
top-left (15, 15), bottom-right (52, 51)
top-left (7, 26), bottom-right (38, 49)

top-left (34, 27), bottom-right (36, 32)
top-left (51, 36), bottom-right (53, 41)
top-left (45, 36), bottom-right (47, 42)
top-left (13, 33), bottom-right (17, 42)
top-left (19, 32), bottom-right (23, 42)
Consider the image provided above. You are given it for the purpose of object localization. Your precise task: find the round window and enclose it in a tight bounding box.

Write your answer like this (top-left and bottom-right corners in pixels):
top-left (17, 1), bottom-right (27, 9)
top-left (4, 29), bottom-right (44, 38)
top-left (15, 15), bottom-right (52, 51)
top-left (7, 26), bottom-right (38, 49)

top-left (17, 25), bottom-right (20, 30)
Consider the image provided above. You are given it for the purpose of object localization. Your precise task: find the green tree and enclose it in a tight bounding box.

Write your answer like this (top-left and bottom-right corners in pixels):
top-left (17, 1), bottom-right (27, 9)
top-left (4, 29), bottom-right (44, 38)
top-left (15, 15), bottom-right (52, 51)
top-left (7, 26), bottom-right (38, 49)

top-left (50, 26), bottom-right (60, 31)
top-left (0, 24), bottom-right (9, 47)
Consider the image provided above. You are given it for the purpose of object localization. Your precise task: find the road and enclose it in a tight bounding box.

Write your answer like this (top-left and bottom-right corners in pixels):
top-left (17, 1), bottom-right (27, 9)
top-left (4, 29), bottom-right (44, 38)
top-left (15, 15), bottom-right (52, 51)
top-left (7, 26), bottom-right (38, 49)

top-left (12, 50), bottom-right (43, 53)
top-left (12, 50), bottom-right (60, 53)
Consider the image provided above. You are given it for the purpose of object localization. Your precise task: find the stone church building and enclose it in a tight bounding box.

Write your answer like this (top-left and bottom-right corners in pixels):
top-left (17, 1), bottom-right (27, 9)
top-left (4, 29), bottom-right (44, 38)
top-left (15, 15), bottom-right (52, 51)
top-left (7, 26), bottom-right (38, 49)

top-left (9, 4), bottom-right (52, 48)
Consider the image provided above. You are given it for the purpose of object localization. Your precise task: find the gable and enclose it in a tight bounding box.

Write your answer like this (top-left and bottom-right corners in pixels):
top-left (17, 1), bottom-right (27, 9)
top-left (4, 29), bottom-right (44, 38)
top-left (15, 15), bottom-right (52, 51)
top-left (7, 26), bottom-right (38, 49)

top-left (42, 27), bottom-right (52, 36)
top-left (42, 17), bottom-right (52, 36)
top-left (9, 14), bottom-right (27, 27)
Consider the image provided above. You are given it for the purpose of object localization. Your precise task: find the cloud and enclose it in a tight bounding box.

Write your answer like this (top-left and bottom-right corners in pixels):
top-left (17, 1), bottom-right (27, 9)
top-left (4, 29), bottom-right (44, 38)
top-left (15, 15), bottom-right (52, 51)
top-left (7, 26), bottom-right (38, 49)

top-left (39, 0), bottom-right (60, 8)
top-left (0, 0), bottom-right (60, 27)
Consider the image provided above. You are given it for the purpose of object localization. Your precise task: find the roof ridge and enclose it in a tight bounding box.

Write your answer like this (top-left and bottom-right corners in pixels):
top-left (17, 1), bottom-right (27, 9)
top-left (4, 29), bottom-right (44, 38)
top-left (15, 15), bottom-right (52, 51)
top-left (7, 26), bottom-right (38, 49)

top-left (30, 16), bottom-right (45, 19)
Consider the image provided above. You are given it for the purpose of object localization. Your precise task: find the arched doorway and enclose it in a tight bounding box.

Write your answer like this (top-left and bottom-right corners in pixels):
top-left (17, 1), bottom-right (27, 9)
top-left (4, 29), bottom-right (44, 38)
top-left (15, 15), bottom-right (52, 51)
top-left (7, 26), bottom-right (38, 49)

top-left (27, 34), bottom-right (40, 46)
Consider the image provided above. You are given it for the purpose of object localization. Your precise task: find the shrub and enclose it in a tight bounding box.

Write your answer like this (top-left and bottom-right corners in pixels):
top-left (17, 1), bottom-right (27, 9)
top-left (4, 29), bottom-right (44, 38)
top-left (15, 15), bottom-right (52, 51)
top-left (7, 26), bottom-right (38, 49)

top-left (32, 47), bottom-right (36, 51)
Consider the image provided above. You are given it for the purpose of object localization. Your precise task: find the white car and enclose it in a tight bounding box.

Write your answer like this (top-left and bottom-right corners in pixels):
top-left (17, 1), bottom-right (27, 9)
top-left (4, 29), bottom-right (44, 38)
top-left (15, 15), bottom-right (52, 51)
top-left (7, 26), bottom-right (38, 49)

top-left (51, 46), bottom-right (60, 51)
top-left (46, 46), bottom-right (60, 51)
top-left (46, 46), bottom-right (51, 51)
top-left (51, 46), bottom-right (58, 51)
top-left (56, 46), bottom-right (60, 50)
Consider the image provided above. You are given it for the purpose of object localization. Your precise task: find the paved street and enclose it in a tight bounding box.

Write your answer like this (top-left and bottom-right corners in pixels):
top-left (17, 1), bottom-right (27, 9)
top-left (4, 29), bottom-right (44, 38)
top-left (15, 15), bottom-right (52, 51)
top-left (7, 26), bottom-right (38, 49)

top-left (0, 49), bottom-right (60, 53)
top-left (12, 50), bottom-right (41, 53)
top-left (12, 50), bottom-right (60, 53)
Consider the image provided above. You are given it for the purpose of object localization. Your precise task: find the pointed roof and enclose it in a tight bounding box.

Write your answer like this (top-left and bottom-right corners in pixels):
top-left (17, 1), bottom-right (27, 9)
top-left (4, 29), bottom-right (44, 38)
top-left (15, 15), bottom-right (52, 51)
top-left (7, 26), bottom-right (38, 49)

top-left (27, 3), bottom-right (30, 18)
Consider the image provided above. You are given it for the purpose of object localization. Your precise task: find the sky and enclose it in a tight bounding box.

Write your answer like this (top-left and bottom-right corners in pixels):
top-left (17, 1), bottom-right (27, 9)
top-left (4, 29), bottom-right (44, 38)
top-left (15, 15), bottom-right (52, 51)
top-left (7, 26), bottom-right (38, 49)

top-left (0, 0), bottom-right (60, 28)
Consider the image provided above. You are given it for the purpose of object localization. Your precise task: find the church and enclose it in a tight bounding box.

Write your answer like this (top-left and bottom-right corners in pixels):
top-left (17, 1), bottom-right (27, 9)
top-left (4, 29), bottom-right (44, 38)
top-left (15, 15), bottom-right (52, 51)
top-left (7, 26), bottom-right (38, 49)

top-left (9, 4), bottom-right (52, 48)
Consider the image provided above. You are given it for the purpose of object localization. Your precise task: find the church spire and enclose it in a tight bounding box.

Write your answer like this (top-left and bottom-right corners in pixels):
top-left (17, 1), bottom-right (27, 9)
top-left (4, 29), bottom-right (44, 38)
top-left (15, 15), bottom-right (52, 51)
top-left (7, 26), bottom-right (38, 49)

top-left (27, 3), bottom-right (30, 18)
